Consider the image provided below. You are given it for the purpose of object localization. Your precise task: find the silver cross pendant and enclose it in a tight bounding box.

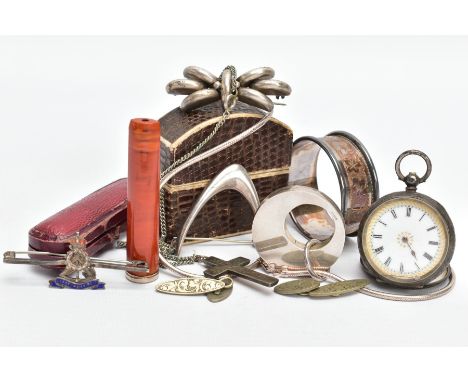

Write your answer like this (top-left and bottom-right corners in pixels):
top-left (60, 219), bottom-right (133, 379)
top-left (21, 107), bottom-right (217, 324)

top-left (3, 234), bottom-right (149, 289)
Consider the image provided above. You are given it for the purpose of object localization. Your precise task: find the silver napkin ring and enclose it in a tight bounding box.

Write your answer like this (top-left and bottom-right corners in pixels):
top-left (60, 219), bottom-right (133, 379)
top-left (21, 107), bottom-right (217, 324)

top-left (288, 131), bottom-right (379, 237)
top-left (251, 185), bottom-right (346, 277)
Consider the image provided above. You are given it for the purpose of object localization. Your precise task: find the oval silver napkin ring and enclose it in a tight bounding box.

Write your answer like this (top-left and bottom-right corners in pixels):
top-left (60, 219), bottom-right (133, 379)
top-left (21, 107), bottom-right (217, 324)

top-left (251, 185), bottom-right (346, 277)
top-left (288, 131), bottom-right (379, 237)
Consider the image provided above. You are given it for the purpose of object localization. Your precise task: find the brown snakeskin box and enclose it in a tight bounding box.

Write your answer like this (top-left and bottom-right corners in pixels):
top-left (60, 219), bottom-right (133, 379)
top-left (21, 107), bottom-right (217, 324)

top-left (160, 101), bottom-right (293, 243)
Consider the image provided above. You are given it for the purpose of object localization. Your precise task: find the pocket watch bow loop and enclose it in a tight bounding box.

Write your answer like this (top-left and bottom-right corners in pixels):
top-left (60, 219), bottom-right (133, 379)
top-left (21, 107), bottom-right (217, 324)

top-left (166, 65), bottom-right (292, 112)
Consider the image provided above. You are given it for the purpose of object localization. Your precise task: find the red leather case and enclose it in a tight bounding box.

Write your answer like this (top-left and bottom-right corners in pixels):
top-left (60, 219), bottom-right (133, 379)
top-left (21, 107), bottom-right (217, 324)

top-left (28, 178), bottom-right (127, 256)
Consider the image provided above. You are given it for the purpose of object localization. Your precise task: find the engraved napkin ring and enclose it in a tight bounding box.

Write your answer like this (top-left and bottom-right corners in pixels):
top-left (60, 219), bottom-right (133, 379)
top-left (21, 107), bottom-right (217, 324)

top-left (288, 131), bottom-right (379, 237)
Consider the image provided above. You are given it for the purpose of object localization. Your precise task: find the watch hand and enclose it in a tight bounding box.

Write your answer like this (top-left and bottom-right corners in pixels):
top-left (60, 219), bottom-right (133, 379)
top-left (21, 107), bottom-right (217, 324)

top-left (402, 236), bottom-right (417, 259)
top-left (407, 242), bottom-right (417, 259)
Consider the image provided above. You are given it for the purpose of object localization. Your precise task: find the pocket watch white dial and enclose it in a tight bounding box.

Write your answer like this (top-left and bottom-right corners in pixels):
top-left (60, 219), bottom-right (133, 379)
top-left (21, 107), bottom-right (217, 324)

top-left (358, 150), bottom-right (455, 288)
top-left (360, 197), bottom-right (450, 285)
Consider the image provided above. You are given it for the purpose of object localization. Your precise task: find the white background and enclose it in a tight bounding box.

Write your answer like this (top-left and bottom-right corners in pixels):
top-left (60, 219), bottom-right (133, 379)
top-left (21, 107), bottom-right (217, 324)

top-left (0, 36), bottom-right (467, 346)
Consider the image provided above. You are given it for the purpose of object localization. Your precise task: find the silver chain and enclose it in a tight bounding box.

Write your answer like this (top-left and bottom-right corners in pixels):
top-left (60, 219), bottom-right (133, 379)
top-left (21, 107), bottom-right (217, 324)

top-left (314, 269), bottom-right (456, 302)
top-left (159, 66), bottom-right (238, 266)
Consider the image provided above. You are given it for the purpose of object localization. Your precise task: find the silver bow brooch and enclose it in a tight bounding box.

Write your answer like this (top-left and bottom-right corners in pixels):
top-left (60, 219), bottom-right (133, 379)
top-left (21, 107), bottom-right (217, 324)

top-left (166, 66), bottom-right (292, 112)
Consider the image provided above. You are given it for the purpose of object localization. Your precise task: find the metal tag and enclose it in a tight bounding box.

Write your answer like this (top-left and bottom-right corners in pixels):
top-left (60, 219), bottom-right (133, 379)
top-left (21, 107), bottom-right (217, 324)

top-left (207, 286), bottom-right (233, 303)
top-left (156, 278), bottom-right (225, 295)
top-left (307, 279), bottom-right (370, 297)
top-left (206, 277), bottom-right (234, 303)
top-left (274, 279), bottom-right (320, 295)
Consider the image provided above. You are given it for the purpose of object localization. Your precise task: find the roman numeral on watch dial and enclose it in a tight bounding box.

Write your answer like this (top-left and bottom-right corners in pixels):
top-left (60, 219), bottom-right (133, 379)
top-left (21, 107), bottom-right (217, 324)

top-left (391, 209), bottom-right (397, 219)
top-left (406, 207), bottom-right (412, 217)
top-left (374, 246), bottom-right (384, 254)
top-left (423, 252), bottom-right (433, 261)
top-left (372, 234), bottom-right (382, 239)
top-left (384, 257), bottom-right (392, 266)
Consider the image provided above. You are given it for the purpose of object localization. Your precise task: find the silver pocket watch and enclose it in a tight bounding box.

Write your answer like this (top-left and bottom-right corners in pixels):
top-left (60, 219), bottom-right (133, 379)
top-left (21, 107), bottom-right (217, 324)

top-left (358, 150), bottom-right (455, 288)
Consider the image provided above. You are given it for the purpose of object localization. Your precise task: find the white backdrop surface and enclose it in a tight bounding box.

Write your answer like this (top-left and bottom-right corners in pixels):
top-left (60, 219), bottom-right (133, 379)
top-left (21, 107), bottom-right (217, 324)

top-left (0, 36), bottom-right (467, 346)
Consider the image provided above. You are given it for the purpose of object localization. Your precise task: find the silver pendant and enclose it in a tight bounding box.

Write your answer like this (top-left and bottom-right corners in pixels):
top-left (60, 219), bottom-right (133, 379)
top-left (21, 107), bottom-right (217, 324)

top-left (175, 164), bottom-right (260, 257)
top-left (155, 278), bottom-right (226, 295)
